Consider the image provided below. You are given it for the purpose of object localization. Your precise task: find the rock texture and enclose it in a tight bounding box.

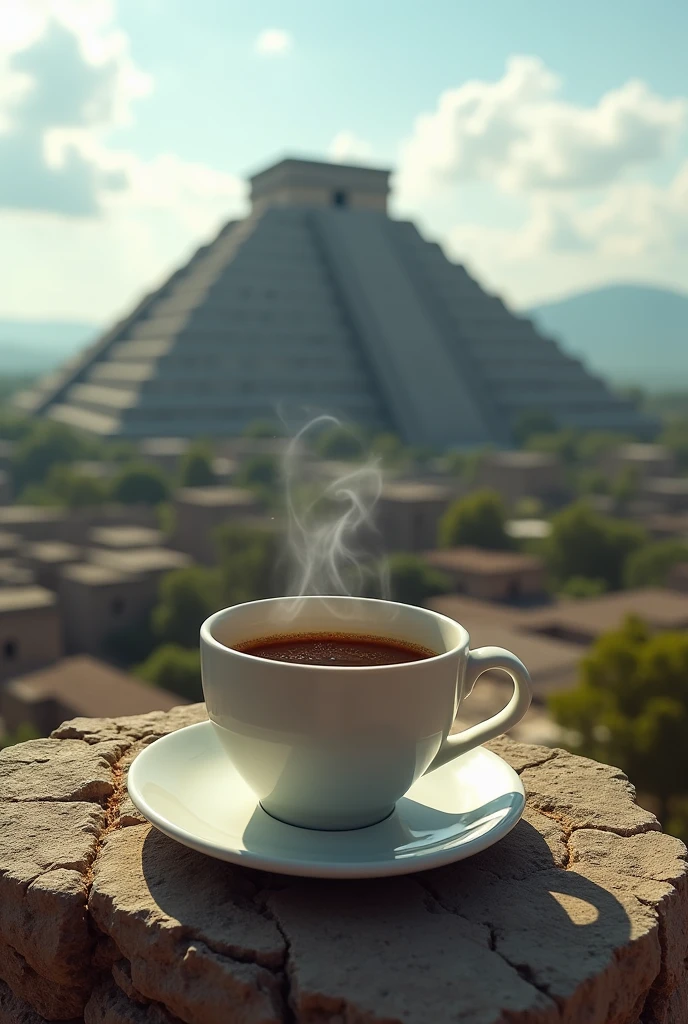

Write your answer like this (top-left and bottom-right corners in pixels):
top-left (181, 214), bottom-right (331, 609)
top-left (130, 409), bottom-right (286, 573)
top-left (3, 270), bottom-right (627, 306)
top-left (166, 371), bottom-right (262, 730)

top-left (0, 703), bottom-right (686, 1023)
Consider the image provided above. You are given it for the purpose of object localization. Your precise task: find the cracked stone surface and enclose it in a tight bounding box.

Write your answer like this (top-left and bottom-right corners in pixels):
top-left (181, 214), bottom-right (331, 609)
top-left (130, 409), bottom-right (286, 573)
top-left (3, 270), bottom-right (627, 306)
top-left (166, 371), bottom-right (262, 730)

top-left (0, 703), bottom-right (686, 1023)
top-left (0, 977), bottom-right (82, 1024)
top-left (267, 880), bottom-right (558, 1023)
top-left (485, 735), bottom-right (558, 773)
top-left (84, 977), bottom-right (184, 1023)
top-left (0, 739), bottom-right (125, 802)
top-left (115, 746), bottom-right (150, 829)
top-left (520, 751), bottom-right (659, 837)
top-left (51, 705), bottom-right (208, 747)
top-left (0, 801), bottom-right (106, 1017)
top-left (88, 825), bottom-right (285, 1024)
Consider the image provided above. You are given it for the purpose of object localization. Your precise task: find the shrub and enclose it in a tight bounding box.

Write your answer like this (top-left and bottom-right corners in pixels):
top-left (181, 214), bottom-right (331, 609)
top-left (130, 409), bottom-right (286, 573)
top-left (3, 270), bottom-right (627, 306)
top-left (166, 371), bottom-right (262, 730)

top-left (439, 490), bottom-right (511, 550)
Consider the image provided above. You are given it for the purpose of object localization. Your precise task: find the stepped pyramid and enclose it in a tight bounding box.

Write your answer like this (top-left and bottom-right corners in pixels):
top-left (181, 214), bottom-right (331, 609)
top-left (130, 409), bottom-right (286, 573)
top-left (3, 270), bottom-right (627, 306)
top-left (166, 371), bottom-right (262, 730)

top-left (17, 157), bottom-right (652, 446)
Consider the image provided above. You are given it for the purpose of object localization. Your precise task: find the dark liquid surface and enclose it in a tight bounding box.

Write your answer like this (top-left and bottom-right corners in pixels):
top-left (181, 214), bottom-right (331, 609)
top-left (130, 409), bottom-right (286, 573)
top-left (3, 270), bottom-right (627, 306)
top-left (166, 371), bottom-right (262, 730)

top-left (235, 633), bottom-right (436, 667)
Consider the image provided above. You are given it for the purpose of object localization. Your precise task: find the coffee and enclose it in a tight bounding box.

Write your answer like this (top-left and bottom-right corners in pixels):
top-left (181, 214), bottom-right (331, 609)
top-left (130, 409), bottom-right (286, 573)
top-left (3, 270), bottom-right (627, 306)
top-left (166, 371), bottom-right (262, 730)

top-left (234, 632), bottom-right (436, 667)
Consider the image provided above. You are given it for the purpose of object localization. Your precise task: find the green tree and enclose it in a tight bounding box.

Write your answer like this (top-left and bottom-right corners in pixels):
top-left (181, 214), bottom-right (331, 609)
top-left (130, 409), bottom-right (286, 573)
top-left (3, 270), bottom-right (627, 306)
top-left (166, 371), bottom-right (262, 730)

top-left (439, 489), bottom-right (512, 550)
top-left (559, 575), bottom-right (608, 599)
top-left (152, 567), bottom-right (221, 648)
top-left (110, 462), bottom-right (171, 505)
top-left (438, 446), bottom-right (494, 484)
top-left (625, 540), bottom-right (688, 589)
top-left (136, 644), bottom-right (203, 702)
top-left (242, 419), bottom-right (283, 439)
top-left (157, 502), bottom-right (176, 536)
top-left (371, 432), bottom-right (407, 467)
top-left (43, 464), bottom-right (108, 507)
top-left (19, 484), bottom-right (58, 506)
top-left (610, 465), bottom-right (640, 512)
top-left (577, 469), bottom-right (610, 496)
top-left (526, 428), bottom-right (581, 466)
top-left (660, 417), bottom-right (688, 471)
top-left (0, 410), bottom-right (33, 441)
top-left (513, 496), bottom-right (544, 519)
top-left (234, 454), bottom-right (280, 508)
top-left (443, 450), bottom-right (467, 477)
top-left (545, 501), bottom-right (646, 590)
top-left (235, 454), bottom-right (279, 490)
top-left (463, 446), bottom-right (494, 485)
top-left (406, 445), bottom-right (435, 469)
top-left (216, 522), bottom-right (280, 604)
top-left (550, 617), bottom-right (688, 827)
top-left (576, 431), bottom-right (630, 464)
top-left (179, 442), bottom-right (216, 487)
top-left (12, 421), bottom-right (97, 491)
top-left (149, 526), bottom-right (279, 653)
top-left (387, 554), bottom-right (451, 607)
top-left (512, 409), bottom-right (558, 447)
top-left (105, 440), bottom-right (138, 462)
top-left (314, 425), bottom-right (363, 460)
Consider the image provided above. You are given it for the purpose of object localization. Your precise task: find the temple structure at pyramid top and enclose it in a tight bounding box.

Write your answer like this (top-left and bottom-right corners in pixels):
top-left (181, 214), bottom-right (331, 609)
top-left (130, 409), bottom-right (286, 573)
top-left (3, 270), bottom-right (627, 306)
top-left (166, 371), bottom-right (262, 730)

top-left (16, 156), bottom-right (652, 446)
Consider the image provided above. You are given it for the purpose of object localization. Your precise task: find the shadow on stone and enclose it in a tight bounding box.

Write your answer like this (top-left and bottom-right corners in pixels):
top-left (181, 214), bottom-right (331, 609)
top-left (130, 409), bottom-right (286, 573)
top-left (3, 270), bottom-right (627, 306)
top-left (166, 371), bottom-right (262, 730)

top-left (136, 811), bottom-right (641, 1021)
top-left (139, 825), bottom-right (262, 918)
top-left (419, 817), bottom-right (651, 1019)
top-left (265, 820), bottom-right (644, 1020)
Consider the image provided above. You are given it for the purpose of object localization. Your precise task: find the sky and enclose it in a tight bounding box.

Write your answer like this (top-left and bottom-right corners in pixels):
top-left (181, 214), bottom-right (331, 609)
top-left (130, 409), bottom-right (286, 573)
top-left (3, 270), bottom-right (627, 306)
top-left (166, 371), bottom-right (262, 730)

top-left (0, 0), bottom-right (687, 327)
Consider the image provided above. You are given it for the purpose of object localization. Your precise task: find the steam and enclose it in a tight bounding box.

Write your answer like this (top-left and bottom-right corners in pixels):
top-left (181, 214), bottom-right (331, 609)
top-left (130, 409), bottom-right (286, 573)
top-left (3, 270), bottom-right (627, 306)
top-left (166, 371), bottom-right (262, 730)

top-left (282, 416), bottom-right (389, 604)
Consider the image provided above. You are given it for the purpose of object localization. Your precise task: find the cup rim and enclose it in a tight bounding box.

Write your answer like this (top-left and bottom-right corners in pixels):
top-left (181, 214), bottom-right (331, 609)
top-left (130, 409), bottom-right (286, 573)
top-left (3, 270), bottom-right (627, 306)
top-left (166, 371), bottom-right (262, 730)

top-left (200, 595), bottom-right (469, 673)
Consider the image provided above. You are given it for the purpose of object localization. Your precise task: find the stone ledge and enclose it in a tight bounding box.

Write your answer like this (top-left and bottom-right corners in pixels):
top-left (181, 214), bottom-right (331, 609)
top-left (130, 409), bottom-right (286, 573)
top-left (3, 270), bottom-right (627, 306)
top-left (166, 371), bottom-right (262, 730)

top-left (0, 739), bottom-right (125, 802)
top-left (0, 703), bottom-right (683, 1023)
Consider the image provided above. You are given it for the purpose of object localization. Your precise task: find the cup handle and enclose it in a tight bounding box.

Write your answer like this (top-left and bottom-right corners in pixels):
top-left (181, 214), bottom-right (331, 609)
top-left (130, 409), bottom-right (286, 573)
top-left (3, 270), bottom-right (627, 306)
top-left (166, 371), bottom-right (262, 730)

top-left (425, 646), bottom-right (532, 774)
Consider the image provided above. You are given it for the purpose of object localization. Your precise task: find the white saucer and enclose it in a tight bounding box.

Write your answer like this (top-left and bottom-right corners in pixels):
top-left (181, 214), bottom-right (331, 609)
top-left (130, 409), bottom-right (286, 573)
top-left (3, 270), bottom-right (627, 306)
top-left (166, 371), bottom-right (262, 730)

top-left (127, 721), bottom-right (525, 879)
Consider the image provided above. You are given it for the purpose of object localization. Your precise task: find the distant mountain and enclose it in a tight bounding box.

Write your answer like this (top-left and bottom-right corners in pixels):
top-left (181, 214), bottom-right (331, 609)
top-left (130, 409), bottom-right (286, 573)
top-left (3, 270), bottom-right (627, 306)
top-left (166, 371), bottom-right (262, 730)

top-left (528, 284), bottom-right (688, 393)
top-left (0, 319), bottom-right (100, 376)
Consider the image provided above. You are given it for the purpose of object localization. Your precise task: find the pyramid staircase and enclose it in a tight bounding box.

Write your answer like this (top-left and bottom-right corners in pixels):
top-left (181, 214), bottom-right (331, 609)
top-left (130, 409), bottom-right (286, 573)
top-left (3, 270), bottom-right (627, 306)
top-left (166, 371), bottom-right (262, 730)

top-left (16, 158), bottom-right (653, 446)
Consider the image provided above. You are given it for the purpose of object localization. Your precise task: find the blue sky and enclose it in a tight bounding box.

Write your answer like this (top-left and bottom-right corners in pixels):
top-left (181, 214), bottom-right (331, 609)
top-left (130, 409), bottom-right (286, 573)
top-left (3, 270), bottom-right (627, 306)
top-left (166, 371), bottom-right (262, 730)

top-left (1, 0), bottom-right (687, 325)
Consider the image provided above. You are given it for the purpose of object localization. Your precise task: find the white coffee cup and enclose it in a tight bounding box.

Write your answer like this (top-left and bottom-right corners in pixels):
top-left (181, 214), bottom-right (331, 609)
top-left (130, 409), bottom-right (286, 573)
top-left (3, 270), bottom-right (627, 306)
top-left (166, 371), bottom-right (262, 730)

top-left (200, 596), bottom-right (531, 831)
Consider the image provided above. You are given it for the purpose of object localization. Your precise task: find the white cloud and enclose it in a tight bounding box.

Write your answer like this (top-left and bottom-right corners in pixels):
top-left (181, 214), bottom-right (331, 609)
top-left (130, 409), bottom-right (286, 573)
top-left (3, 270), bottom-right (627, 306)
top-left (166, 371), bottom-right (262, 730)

top-left (397, 56), bottom-right (687, 203)
top-left (447, 196), bottom-right (592, 263)
top-left (327, 131), bottom-right (374, 165)
top-left (0, 0), bottom-right (152, 129)
top-left (0, 157), bottom-right (247, 320)
top-left (443, 160), bottom-right (688, 305)
top-left (254, 29), bottom-right (292, 57)
top-left (449, 169), bottom-right (688, 262)
top-left (0, 1), bottom-right (244, 221)
top-left (0, 1), bottom-right (247, 319)
top-left (50, 129), bottom-right (246, 226)
top-left (578, 162), bottom-right (688, 256)
top-left (0, 0), bottom-right (153, 214)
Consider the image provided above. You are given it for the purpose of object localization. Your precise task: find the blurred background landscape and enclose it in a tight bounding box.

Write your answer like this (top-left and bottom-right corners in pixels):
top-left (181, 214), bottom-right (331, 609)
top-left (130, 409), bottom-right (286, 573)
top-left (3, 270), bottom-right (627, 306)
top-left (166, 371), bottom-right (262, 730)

top-left (0, 0), bottom-right (687, 840)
